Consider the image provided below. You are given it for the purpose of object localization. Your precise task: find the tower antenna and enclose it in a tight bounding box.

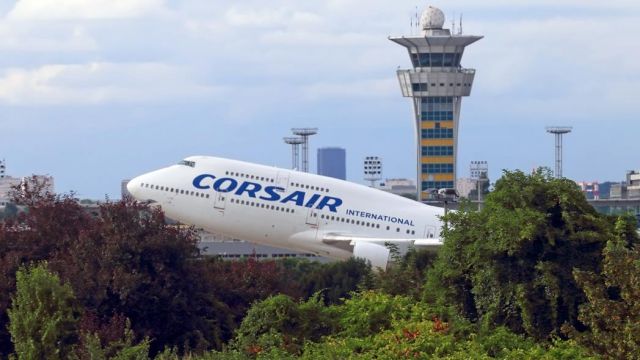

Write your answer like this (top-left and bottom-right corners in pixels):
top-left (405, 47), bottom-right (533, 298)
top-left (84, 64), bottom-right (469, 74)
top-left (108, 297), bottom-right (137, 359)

top-left (452, 12), bottom-right (456, 34)
top-left (410, 12), bottom-right (413, 35)
top-left (459, 13), bottom-right (463, 35)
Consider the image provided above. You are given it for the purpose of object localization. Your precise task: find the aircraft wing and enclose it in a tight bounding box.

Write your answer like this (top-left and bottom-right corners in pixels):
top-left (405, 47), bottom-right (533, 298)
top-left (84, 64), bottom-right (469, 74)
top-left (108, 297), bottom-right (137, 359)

top-left (321, 233), bottom-right (442, 269)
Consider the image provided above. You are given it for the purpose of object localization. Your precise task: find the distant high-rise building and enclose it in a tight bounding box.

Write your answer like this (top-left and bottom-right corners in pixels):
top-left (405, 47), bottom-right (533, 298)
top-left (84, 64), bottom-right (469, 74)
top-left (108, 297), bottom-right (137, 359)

top-left (390, 5), bottom-right (482, 201)
top-left (317, 147), bottom-right (346, 180)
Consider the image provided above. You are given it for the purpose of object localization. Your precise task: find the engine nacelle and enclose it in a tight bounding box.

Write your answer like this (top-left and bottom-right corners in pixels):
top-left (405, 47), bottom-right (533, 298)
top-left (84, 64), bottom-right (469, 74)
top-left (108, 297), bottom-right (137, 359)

top-left (352, 241), bottom-right (391, 270)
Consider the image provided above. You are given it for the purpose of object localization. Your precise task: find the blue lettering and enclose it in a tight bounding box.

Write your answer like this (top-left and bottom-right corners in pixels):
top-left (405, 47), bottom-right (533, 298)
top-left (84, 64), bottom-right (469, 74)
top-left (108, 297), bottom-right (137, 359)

top-left (317, 196), bottom-right (343, 213)
top-left (235, 181), bottom-right (262, 198)
top-left (193, 174), bottom-right (216, 189)
top-left (259, 186), bottom-right (284, 201)
top-left (213, 178), bottom-right (238, 193)
top-left (281, 191), bottom-right (306, 206)
top-left (304, 194), bottom-right (322, 208)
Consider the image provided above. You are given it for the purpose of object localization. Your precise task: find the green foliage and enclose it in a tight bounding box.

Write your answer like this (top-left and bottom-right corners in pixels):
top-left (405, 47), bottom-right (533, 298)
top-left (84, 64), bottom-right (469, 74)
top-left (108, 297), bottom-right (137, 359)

top-left (337, 291), bottom-right (414, 338)
top-left (232, 293), bottom-right (337, 356)
top-left (297, 293), bottom-right (594, 359)
top-left (8, 262), bottom-right (79, 360)
top-left (280, 257), bottom-right (373, 304)
top-left (374, 248), bottom-right (436, 299)
top-left (425, 169), bottom-right (616, 339)
top-left (78, 318), bottom-right (151, 360)
top-left (569, 216), bottom-right (640, 359)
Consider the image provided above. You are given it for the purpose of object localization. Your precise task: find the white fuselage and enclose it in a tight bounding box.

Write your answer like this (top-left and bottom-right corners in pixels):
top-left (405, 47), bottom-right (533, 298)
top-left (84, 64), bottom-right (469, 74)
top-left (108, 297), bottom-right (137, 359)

top-left (127, 156), bottom-right (444, 261)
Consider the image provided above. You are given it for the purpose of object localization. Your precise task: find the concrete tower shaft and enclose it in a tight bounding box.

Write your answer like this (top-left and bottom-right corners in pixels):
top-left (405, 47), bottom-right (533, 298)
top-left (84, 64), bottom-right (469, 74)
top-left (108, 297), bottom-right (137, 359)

top-left (390, 5), bottom-right (482, 201)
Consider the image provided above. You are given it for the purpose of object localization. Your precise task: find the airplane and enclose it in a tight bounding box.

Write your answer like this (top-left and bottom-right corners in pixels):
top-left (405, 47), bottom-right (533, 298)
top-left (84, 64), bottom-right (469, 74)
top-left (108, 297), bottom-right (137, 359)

top-left (127, 156), bottom-right (445, 269)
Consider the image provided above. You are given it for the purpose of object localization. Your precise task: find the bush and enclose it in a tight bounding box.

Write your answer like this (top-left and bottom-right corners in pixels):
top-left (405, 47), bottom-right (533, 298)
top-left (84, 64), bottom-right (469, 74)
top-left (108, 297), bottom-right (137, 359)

top-left (8, 262), bottom-right (79, 360)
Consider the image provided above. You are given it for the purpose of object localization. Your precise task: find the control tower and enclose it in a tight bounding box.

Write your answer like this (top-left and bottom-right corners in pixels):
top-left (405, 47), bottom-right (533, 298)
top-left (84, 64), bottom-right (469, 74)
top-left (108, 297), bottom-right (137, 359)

top-left (390, 6), bottom-right (482, 201)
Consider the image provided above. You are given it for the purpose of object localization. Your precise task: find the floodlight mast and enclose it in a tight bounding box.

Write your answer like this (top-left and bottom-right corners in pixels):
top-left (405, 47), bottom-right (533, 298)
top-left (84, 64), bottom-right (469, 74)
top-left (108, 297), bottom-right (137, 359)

top-left (545, 126), bottom-right (572, 178)
top-left (283, 137), bottom-right (304, 170)
top-left (291, 128), bottom-right (318, 173)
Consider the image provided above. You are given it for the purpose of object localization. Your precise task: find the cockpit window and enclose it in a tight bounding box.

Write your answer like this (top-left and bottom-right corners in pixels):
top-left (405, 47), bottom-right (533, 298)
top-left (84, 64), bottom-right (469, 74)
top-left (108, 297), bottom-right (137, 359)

top-left (178, 160), bottom-right (196, 167)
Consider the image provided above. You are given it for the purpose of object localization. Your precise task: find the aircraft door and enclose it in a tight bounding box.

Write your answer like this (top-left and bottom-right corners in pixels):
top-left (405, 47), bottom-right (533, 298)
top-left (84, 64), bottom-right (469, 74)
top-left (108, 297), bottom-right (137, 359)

top-left (214, 192), bottom-right (227, 210)
top-left (276, 172), bottom-right (290, 190)
top-left (305, 208), bottom-right (319, 227)
top-left (424, 225), bottom-right (436, 239)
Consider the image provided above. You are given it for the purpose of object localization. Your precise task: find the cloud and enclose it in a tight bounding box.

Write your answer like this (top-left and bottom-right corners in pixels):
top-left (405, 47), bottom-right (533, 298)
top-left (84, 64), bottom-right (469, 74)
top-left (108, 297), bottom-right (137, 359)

top-left (302, 78), bottom-right (397, 100)
top-left (0, 62), bottom-right (220, 105)
top-left (0, 23), bottom-right (97, 51)
top-left (7, 0), bottom-right (168, 20)
top-left (225, 7), bottom-right (323, 29)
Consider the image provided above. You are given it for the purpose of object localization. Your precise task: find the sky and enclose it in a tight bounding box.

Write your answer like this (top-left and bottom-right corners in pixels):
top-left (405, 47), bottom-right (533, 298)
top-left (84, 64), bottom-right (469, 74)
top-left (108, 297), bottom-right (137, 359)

top-left (0, 0), bottom-right (639, 199)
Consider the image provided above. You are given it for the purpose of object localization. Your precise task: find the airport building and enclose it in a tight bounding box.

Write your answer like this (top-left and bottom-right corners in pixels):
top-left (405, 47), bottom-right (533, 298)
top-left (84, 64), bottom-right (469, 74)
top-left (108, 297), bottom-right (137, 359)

top-left (610, 170), bottom-right (640, 199)
top-left (390, 6), bottom-right (482, 201)
top-left (378, 178), bottom-right (417, 198)
top-left (0, 160), bottom-right (54, 207)
top-left (317, 147), bottom-right (346, 180)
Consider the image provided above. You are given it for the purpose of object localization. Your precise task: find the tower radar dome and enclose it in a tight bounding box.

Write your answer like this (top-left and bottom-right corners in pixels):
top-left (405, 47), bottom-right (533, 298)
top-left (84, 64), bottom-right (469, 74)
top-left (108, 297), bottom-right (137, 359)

top-left (421, 6), bottom-right (445, 30)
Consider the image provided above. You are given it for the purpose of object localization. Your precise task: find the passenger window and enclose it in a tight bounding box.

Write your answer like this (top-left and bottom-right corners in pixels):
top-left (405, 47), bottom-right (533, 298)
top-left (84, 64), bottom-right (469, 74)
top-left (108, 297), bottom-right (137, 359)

top-left (396, 228), bottom-right (400, 232)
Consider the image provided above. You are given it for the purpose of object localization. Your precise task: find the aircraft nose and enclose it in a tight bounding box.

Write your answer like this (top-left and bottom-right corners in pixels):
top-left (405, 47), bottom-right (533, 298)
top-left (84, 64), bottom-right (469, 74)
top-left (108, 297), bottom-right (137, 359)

top-left (126, 177), bottom-right (140, 199)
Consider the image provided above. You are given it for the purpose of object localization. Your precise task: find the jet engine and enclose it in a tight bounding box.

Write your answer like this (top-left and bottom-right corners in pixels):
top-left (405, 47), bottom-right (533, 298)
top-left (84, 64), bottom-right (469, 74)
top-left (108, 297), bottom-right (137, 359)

top-left (352, 241), bottom-right (391, 270)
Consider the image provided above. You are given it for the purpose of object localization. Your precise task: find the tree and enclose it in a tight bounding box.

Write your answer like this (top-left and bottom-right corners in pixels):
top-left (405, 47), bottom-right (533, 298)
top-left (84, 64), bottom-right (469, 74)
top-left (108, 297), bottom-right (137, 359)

top-left (280, 257), bottom-right (373, 304)
top-left (54, 199), bottom-right (225, 355)
top-left (7, 262), bottom-right (79, 360)
top-left (374, 248), bottom-right (436, 299)
top-left (0, 188), bottom-right (88, 354)
top-left (232, 294), bottom-right (337, 356)
top-left (425, 169), bottom-right (620, 340)
top-left (568, 216), bottom-right (640, 359)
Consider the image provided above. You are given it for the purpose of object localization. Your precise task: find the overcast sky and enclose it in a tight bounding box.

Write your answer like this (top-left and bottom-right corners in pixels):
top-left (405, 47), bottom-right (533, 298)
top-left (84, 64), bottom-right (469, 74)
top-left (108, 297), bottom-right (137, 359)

top-left (0, 0), bottom-right (638, 198)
